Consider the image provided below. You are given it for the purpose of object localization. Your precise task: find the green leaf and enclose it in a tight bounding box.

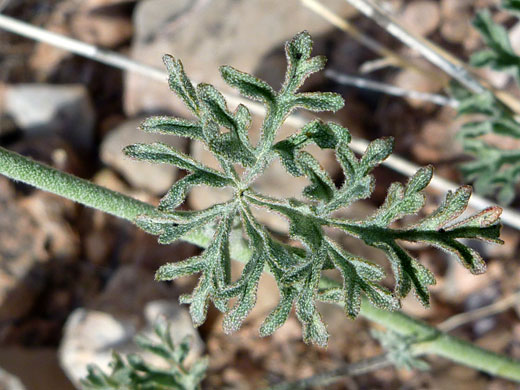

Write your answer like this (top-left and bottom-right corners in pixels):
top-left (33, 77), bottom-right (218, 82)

top-left (364, 166), bottom-right (432, 227)
top-left (80, 319), bottom-right (207, 390)
top-left (288, 92), bottom-right (344, 113)
top-left (298, 151), bottom-right (336, 202)
top-left (163, 54), bottom-right (200, 116)
top-left (220, 65), bottom-right (276, 104)
top-left (273, 120), bottom-right (346, 176)
top-left (140, 116), bottom-right (204, 140)
top-left (378, 241), bottom-right (436, 306)
top-left (126, 30), bottom-right (504, 346)
top-left (259, 287), bottom-right (298, 337)
top-left (197, 84), bottom-right (256, 166)
top-left (155, 256), bottom-right (206, 281)
top-left (327, 239), bottom-right (399, 317)
top-left (294, 244), bottom-right (329, 346)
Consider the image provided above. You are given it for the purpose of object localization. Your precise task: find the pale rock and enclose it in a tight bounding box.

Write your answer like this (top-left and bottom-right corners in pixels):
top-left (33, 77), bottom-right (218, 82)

top-left (100, 117), bottom-right (187, 194)
top-left (124, 0), bottom-right (355, 116)
top-left (0, 368), bottom-right (26, 390)
top-left (94, 265), bottom-right (177, 315)
top-left (440, 16), bottom-right (471, 44)
top-left (400, 1), bottom-right (440, 37)
top-left (509, 21), bottom-right (520, 55)
top-left (393, 66), bottom-right (444, 108)
top-left (440, 0), bottom-right (472, 19)
top-left (5, 84), bottom-right (95, 150)
top-left (59, 300), bottom-right (204, 388)
top-left (29, 2), bottom-right (73, 77)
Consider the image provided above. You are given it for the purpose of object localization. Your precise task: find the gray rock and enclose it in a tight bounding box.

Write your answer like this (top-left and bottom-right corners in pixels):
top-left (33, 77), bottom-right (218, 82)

top-left (124, 0), bottom-right (355, 116)
top-left (59, 301), bottom-right (204, 388)
top-left (0, 368), bottom-right (26, 390)
top-left (5, 84), bottom-right (95, 150)
top-left (100, 117), bottom-right (187, 194)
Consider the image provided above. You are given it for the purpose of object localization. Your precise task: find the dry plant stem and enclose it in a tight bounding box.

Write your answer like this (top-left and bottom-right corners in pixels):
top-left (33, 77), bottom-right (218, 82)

top-left (340, 0), bottom-right (484, 93)
top-left (2, 14), bottom-right (520, 230)
top-left (300, 0), bottom-right (440, 81)
top-left (325, 69), bottom-right (458, 107)
top-left (267, 354), bottom-right (392, 390)
top-left (340, 0), bottom-right (520, 114)
top-left (0, 147), bottom-right (519, 382)
top-left (438, 290), bottom-right (520, 332)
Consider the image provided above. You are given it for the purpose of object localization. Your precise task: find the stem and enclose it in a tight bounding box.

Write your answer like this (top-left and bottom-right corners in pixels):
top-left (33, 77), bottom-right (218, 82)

top-left (0, 147), bottom-right (158, 221)
top-left (0, 146), bottom-right (519, 382)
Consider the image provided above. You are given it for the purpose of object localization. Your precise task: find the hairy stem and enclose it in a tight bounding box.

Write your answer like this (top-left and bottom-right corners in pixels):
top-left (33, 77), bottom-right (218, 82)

top-left (1, 146), bottom-right (519, 382)
top-left (0, 147), bottom-right (158, 220)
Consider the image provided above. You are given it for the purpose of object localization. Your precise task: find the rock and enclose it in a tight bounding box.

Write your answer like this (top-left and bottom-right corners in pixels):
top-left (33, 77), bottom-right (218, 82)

top-left (392, 65), bottom-right (445, 109)
top-left (94, 264), bottom-right (178, 315)
top-left (71, 14), bottom-right (133, 48)
top-left (59, 300), bottom-right (204, 388)
top-left (0, 178), bottom-right (49, 322)
top-left (70, 1), bottom-right (133, 48)
top-left (440, 0), bottom-right (472, 19)
top-left (0, 176), bottom-right (78, 324)
top-left (0, 368), bottom-right (26, 390)
top-left (400, 1), bottom-right (440, 37)
top-left (5, 84), bottom-right (95, 151)
top-left (440, 17), bottom-right (471, 44)
top-left (100, 117), bottom-right (187, 194)
top-left (124, 0), bottom-right (355, 116)
top-left (510, 22), bottom-right (520, 55)
top-left (28, 2), bottom-right (74, 77)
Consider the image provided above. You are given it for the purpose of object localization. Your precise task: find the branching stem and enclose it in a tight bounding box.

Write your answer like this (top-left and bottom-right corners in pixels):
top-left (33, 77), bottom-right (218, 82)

top-left (0, 146), bottom-right (519, 382)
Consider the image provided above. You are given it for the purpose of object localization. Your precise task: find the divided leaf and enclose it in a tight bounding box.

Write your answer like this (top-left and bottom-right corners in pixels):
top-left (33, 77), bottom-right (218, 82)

top-left (453, 4), bottom-right (520, 205)
top-left (80, 319), bottom-right (208, 390)
top-left (127, 31), bottom-right (503, 347)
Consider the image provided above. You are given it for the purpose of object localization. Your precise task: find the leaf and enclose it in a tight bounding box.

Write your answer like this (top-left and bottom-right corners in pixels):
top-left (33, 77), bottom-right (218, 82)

top-left (140, 116), bottom-right (204, 140)
top-left (80, 319), bottom-right (207, 390)
top-left (197, 84), bottom-right (256, 166)
top-left (259, 287), bottom-right (298, 337)
top-left (163, 54), bottom-right (200, 116)
top-left (364, 166), bottom-right (432, 227)
top-left (294, 244), bottom-right (329, 346)
top-left (378, 241), bottom-right (436, 306)
top-left (220, 65), bottom-right (276, 104)
top-left (298, 151), bottom-right (336, 202)
top-left (155, 256), bottom-right (207, 281)
top-left (127, 30), bottom-right (503, 347)
top-left (273, 120), bottom-right (346, 176)
top-left (327, 239), bottom-right (399, 317)
top-left (287, 92), bottom-right (345, 113)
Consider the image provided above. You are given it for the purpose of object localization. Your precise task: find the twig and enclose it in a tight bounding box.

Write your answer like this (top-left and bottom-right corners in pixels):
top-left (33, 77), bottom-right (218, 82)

top-left (340, 0), bottom-right (485, 93)
top-left (339, 0), bottom-right (520, 114)
top-left (325, 69), bottom-right (458, 107)
top-left (267, 353), bottom-right (392, 389)
top-left (438, 290), bottom-right (520, 333)
top-left (300, 0), bottom-right (441, 81)
top-left (359, 57), bottom-right (395, 73)
top-left (1, 14), bottom-right (520, 230)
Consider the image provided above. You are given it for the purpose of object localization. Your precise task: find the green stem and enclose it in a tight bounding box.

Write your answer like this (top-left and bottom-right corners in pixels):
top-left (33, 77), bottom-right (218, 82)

top-left (0, 146), bottom-right (158, 221)
top-left (1, 146), bottom-right (519, 383)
